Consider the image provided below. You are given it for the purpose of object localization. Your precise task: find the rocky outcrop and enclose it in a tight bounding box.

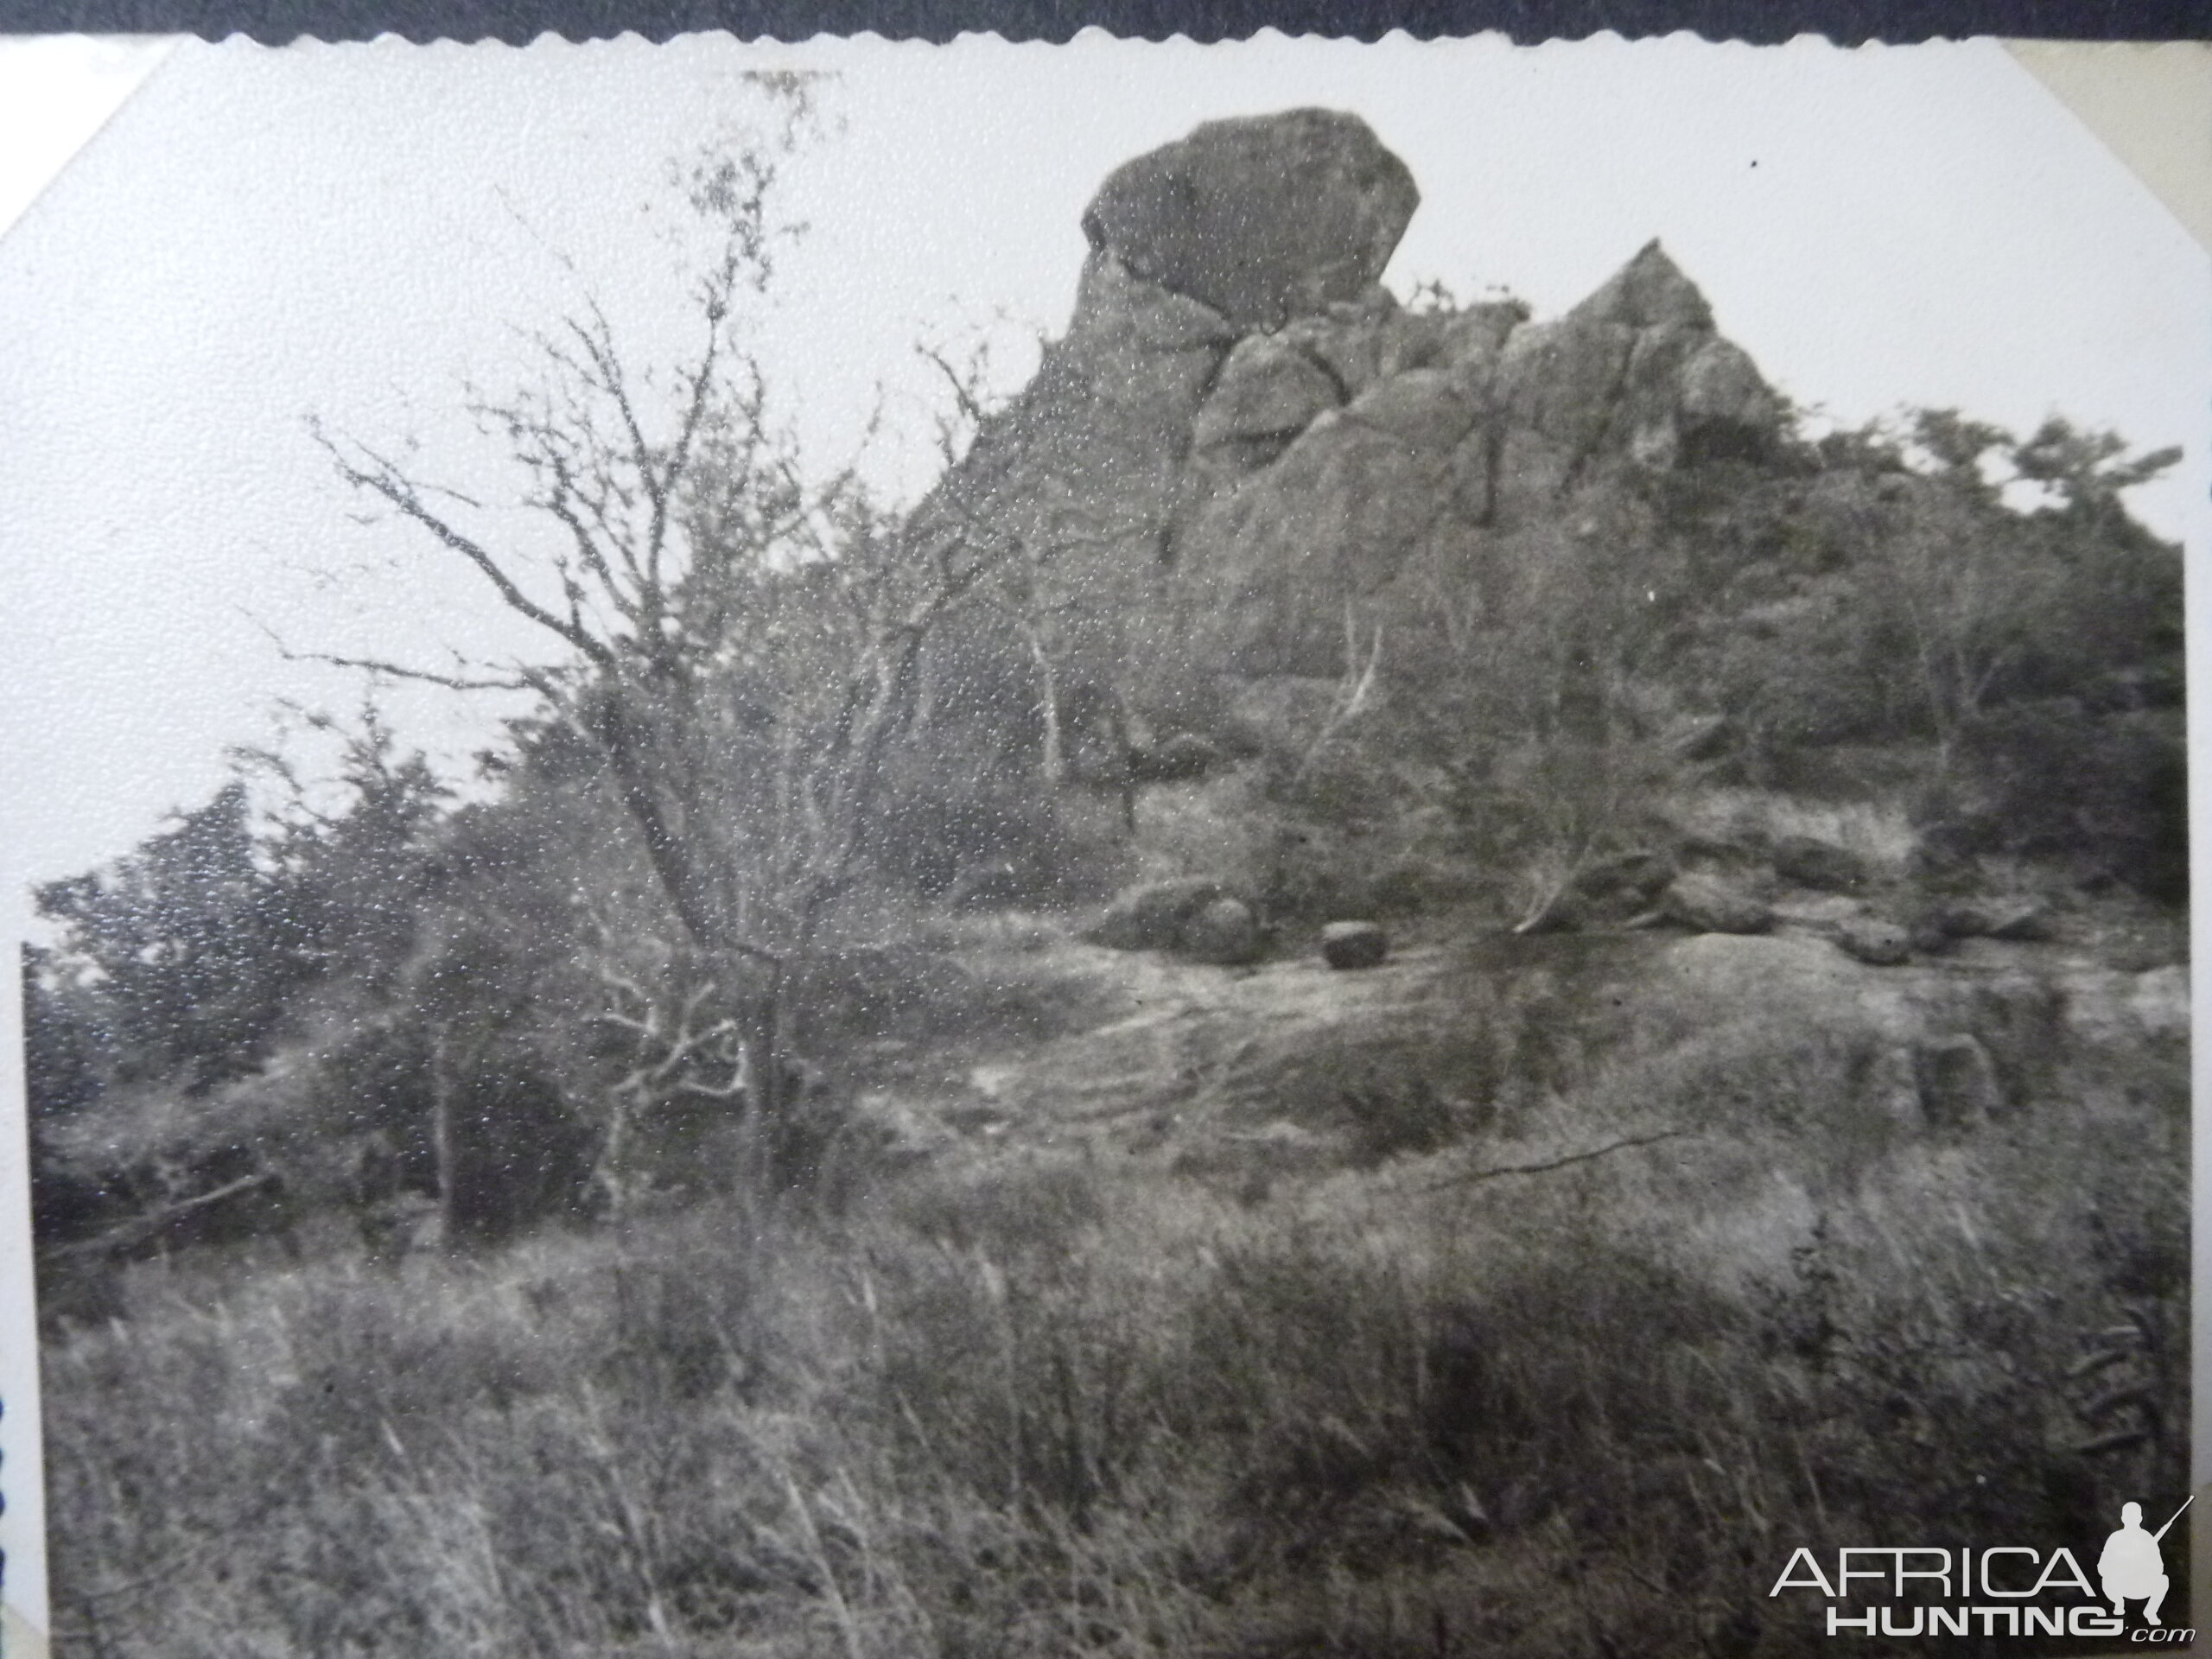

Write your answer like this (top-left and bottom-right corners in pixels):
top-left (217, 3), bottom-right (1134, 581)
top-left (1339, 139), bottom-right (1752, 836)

top-left (1165, 238), bottom-right (1781, 671)
top-left (1082, 110), bottom-right (1420, 328)
top-left (912, 111), bottom-right (1427, 717)
top-left (919, 111), bottom-right (1787, 723)
top-left (1493, 240), bottom-right (1783, 494)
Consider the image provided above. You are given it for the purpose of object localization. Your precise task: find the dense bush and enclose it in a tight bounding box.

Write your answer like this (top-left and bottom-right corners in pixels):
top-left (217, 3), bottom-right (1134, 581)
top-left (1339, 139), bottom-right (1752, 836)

top-left (1915, 702), bottom-right (2188, 900)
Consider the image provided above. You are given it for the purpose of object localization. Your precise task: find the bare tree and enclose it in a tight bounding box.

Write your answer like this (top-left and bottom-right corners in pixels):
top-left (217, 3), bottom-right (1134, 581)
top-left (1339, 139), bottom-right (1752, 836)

top-left (588, 942), bottom-right (746, 1219)
top-left (309, 79), bottom-right (1001, 1150)
top-left (1825, 460), bottom-right (2059, 765)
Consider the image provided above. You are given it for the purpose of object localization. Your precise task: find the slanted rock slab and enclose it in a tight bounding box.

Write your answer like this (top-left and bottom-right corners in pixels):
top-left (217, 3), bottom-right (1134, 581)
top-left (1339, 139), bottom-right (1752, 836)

top-left (1771, 835), bottom-right (1871, 892)
top-left (1192, 334), bottom-right (1343, 456)
top-left (1660, 872), bottom-right (1773, 935)
top-left (1084, 877), bottom-right (1237, 952)
top-left (1949, 900), bottom-right (2055, 943)
top-left (1573, 849), bottom-right (1678, 905)
top-left (1321, 919), bottom-right (1390, 969)
top-left (1665, 713), bottom-right (1735, 764)
top-left (1910, 899), bottom-right (2056, 950)
top-left (1128, 732), bottom-right (1228, 784)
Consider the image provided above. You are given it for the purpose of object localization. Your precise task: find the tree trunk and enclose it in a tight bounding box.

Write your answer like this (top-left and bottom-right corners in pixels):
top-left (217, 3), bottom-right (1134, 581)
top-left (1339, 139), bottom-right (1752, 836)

top-left (593, 699), bottom-right (728, 955)
top-left (738, 976), bottom-right (793, 1188)
top-left (429, 1027), bottom-right (458, 1246)
top-left (598, 1091), bottom-right (633, 1224)
top-left (1028, 630), bottom-right (1065, 786)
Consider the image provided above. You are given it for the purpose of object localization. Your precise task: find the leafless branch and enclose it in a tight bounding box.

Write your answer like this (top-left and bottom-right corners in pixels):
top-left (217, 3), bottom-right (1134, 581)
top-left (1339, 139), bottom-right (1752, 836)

top-left (309, 418), bottom-right (613, 670)
top-left (1421, 1129), bottom-right (1693, 1192)
top-left (285, 648), bottom-right (534, 695)
top-left (1285, 607), bottom-right (1383, 793)
top-left (248, 610), bottom-right (540, 693)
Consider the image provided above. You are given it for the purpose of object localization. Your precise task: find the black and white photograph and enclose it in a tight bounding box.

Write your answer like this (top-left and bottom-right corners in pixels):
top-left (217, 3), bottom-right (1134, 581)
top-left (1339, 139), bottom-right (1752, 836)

top-left (0, 31), bottom-right (2202, 1656)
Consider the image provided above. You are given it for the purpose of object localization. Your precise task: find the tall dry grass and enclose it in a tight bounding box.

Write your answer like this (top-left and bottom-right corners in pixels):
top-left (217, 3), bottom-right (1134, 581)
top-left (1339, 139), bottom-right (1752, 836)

top-left (44, 960), bottom-right (2185, 1659)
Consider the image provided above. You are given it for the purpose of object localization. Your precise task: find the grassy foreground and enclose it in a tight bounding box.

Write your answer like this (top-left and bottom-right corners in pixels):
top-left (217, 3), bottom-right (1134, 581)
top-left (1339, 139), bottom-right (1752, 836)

top-left (42, 923), bottom-right (2187, 1659)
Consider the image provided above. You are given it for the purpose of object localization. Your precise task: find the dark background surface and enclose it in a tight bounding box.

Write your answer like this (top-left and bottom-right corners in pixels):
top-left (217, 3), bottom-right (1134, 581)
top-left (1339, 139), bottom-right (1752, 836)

top-left (0, 0), bottom-right (2204, 44)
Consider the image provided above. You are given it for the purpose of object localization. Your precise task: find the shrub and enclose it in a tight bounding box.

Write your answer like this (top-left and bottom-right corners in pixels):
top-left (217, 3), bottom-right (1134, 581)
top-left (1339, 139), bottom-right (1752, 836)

top-left (1916, 702), bottom-right (2187, 900)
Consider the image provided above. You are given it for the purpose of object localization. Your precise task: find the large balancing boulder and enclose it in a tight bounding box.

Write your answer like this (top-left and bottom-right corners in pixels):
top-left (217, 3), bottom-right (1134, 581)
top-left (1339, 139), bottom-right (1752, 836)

top-left (1082, 110), bottom-right (1421, 329)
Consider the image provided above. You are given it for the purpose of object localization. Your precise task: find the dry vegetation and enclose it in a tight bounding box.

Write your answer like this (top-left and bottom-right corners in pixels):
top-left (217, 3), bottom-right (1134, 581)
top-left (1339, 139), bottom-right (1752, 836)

top-left (44, 909), bottom-right (2187, 1657)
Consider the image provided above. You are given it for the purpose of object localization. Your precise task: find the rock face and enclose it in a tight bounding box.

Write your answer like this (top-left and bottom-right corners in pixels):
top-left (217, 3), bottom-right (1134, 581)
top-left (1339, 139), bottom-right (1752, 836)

top-left (1493, 240), bottom-right (1782, 493)
top-left (1082, 110), bottom-right (1421, 328)
top-left (1191, 334), bottom-right (1343, 461)
top-left (913, 248), bottom-right (1237, 703)
top-left (918, 110), bottom-right (1786, 744)
top-left (1168, 238), bottom-right (1781, 672)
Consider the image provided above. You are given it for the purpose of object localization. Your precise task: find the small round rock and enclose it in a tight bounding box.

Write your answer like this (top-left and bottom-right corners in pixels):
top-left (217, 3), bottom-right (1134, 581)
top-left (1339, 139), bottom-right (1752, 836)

top-left (1834, 916), bottom-right (1910, 967)
top-left (1183, 898), bottom-right (1263, 965)
top-left (1320, 919), bottom-right (1389, 970)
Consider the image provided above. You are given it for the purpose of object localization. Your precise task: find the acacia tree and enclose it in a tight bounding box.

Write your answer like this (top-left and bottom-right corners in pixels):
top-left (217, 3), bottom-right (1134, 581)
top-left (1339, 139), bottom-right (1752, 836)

top-left (32, 782), bottom-right (294, 1096)
top-left (1852, 412), bottom-right (2182, 759)
top-left (310, 79), bottom-right (1001, 1164)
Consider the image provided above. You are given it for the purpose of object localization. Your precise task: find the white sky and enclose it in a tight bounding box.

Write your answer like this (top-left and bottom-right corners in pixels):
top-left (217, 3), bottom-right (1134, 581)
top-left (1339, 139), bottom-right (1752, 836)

top-left (0, 32), bottom-right (2205, 900)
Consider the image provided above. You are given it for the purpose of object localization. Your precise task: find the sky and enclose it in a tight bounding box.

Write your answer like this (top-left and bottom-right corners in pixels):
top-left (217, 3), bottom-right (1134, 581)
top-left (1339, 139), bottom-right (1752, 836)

top-left (1, 32), bottom-right (2206, 904)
